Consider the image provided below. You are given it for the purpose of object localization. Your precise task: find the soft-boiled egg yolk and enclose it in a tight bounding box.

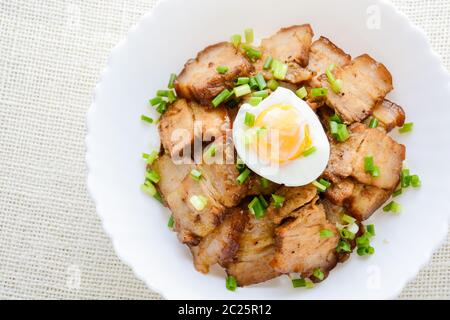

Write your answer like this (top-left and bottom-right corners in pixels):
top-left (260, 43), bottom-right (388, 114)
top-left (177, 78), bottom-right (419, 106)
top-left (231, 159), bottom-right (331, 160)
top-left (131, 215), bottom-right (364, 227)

top-left (252, 104), bottom-right (312, 164)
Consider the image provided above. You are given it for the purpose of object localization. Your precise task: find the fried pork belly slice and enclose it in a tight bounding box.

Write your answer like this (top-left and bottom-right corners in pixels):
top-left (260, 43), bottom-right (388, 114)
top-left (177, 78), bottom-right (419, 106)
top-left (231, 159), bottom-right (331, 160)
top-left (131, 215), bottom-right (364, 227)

top-left (324, 178), bottom-right (355, 206)
top-left (191, 208), bottom-right (248, 274)
top-left (175, 42), bottom-right (254, 105)
top-left (267, 185), bottom-right (317, 224)
top-left (372, 99), bottom-right (406, 132)
top-left (347, 183), bottom-right (391, 221)
top-left (324, 178), bottom-right (391, 221)
top-left (321, 198), bottom-right (345, 224)
top-left (159, 99), bottom-right (231, 158)
top-left (324, 124), bottom-right (405, 190)
top-left (271, 200), bottom-right (339, 277)
top-left (151, 154), bottom-right (191, 197)
top-left (159, 99), bottom-right (194, 158)
top-left (351, 125), bottom-right (405, 190)
top-left (166, 174), bottom-right (226, 245)
top-left (255, 25), bottom-right (314, 84)
top-left (226, 214), bottom-right (279, 286)
top-left (307, 36), bottom-right (351, 86)
top-left (320, 54), bottom-right (393, 123)
top-left (197, 138), bottom-right (249, 207)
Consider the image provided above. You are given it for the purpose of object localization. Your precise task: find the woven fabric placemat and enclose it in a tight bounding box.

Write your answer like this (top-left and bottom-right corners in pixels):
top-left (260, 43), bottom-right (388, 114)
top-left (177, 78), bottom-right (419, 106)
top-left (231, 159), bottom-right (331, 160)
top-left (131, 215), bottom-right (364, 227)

top-left (0, 0), bottom-right (448, 299)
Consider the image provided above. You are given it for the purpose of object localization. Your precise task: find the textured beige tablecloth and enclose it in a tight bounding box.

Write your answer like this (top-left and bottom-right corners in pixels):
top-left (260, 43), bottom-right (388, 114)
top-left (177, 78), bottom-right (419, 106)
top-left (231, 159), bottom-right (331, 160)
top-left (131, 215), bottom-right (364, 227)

top-left (0, 0), bottom-right (449, 300)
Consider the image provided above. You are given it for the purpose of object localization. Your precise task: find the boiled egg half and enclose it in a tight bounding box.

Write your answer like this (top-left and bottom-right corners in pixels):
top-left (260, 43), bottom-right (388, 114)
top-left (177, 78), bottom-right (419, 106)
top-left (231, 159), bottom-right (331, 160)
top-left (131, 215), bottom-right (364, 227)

top-left (233, 87), bottom-right (330, 186)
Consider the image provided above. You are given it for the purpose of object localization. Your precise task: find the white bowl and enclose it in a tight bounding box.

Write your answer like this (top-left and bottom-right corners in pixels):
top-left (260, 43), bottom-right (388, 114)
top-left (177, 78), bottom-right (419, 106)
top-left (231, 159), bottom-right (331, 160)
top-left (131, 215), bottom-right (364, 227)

top-left (86, 0), bottom-right (450, 299)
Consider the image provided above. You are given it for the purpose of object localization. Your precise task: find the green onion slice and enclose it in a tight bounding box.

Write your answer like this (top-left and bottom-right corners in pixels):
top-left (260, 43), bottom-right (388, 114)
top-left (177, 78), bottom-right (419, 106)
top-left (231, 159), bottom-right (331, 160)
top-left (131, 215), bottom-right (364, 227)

top-left (234, 84), bottom-right (252, 97)
top-left (168, 73), bottom-right (177, 89)
top-left (296, 86), bottom-right (308, 99)
top-left (216, 65), bottom-right (229, 74)
top-left (320, 229), bottom-right (334, 238)
top-left (140, 183), bottom-right (157, 197)
top-left (263, 56), bottom-right (273, 70)
top-left (244, 28), bottom-right (254, 43)
top-left (244, 112), bottom-right (255, 127)
top-left (212, 89), bottom-right (232, 107)
top-left (190, 169), bottom-right (202, 181)
top-left (369, 117), bottom-right (379, 128)
top-left (236, 77), bottom-right (250, 85)
top-left (237, 168), bottom-right (251, 185)
top-left (146, 170), bottom-right (160, 183)
top-left (310, 87), bottom-right (328, 97)
top-left (248, 196), bottom-right (265, 219)
top-left (260, 177), bottom-right (269, 188)
top-left (167, 215), bottom-right (174, 228)
top-left (248, 96), bottom-right (263, 106)
top-left (143, 150), bottom-right (159, 165)
top-left (141, 115), bottom-right (153, 124)
top-left (149, 96), bottom-right (163, 106)
top-left (267, 79), bottom-right (279, 91)
top-left (255, 73), bottom-right (267, 90)
top-left (271, 194), bottom-right (285, 208)
top-left (190, 195), bottom-right (208, 211)
top-left (313, 268), bottom-right (325, 281)
top-left (230, 34), bottom-right (241, 47)
top-left (226, 275), bottom-right (237, 291)
top-left (399, 122), bottom-right (414, 133)
top-left (383, 201), bottom-right (402, 214)
top-left (411, 174), bottom-right (421, 188)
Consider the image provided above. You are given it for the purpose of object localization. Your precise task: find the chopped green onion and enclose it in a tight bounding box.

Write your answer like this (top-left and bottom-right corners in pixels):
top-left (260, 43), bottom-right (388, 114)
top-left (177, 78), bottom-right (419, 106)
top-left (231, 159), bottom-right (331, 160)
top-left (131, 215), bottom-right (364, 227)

top-left (364, 156), bottom-right (375, 173)
top-left (271, 194), bottom-right (285, 208)
top-left (146, 170), bottom-right (160, 183)
top-left (357, 246), bottom-right (375, 256)
top-left (252, 90), bottom-right (269, 98)
top-left (242, 44), bottom-right (262, 61)
top-left (313, 268), bottom-right (325, 281)
top-left (312, 180), bottom-right (328, 193)
top-left (237, 168), bottom-right (251, 185)
top-left (230, 34), bottom-right (241, 47)
top-left (320, 229), bottom-right (334, 238)
top-left (342, 214), bottom-right (356, 224)
top-left (244, 112), bottom-right (255, 127)
top-left (383, 201), bottom-right (402, 214)
top-left (271, 59), bottom-right (288, 80)
top-left (267, 79), bottom-right (279, 91)
top-left (216, 65), bottom-right (229, 74)
top-left (156, 101), bottom-right (167, 114)
top-left (140, 182), bottom-right (157, 197)
top-left (263, 56), bottom-right (273, 70)
top-left (249, 96), bottom-right (263, 106)
top-left (236, 77), bottom-right (250, 85)
top-left (326, 64), bottom-right (342, 94)
top-left (393, 188), bottom-right (402, 197)
top-left (226, 275), bottom-right (237, 291)
top-left (190, 169), bottom-right (202, 181)
top-left (149, 96), bottom-right (163, 106)
top-left (157, 90), bottom-right (170, 97)
top-left (310, 87), bottom-right (328, 97)
top-left (296, 86), bottom-right (308, 99)
top-left (339, 228), bottom-right (355, 240)
top-left (319, 178), bottom-right (331, 188)
top-left (411, 174), bottom-right (421, 188)
top-left (248, 77), bottom-right (258, 89)
top-left (248, 196), bottom-right (265, 219)
top-left (336, 240), bottom-right (351, 253)
top-left (168, 73), bottom-right (177, 89)
top-left (255, 73), bottom-right (267, 90)
top-left (335, 123), bottom-right (349, 142)
top-left (329, 121), bottom-right (339, 135)
top-left (401, 169), bottom-right (411, 188)
top-left (167, 215), bottom-right (174, 228)
top-left (399, 122), bottom-right (414, 133)
top-left (372, 166), bottom-right (380, 177)
top-left (142, 150), bottom-right (159, 164)
top-left (212, 89), bottom-right (232, 107)
top-left (153, 191), bottom-right (163, 203)
top-left (330, 114), bottom-right (343, 123)
top-left (292, 278), bottom-right (307, 288)
top-left (204, 144), bottom-right (216, 158)
top-left (305, 279), bottom-right (314, 289)
top-left (141, 115), bottom-right (154, 124)
top-left (168, 90), bottom-right (177, 103)
top-left (236, 158), bottom-right (245, 172)
top-left (302, 146), bottom-right (317, 157)
top-left (258, 195), bottom-right (269, 209)
top-left (190, 195), bottom-right (208, 211)
top-left (369, 117), bottom-right (379, 128)
top-left (234, 84), bottom-right (252, 97)
top-left (366, 224), bottom-right (375, 237)
top-left (244, 28), bottom-right (254, 43)
top-left (260, 177), bottom-right (269, 188)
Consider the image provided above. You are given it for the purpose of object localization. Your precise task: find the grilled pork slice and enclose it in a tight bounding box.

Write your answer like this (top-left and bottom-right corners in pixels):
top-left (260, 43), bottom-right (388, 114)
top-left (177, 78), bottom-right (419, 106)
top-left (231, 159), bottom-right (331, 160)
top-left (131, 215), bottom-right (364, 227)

top-left (197, 137), bottom-right (250, 207)
top-left (151, 154), bottom-right (191, 198)
top-left (372, 99), bottom-right (406, 132)
top-left (347, 183), bottom-right (391, 221)
top-left (167, 174), bottom-right (226, 245)
top-left (324, 124), bottom-right (405, 190)
top-left (271, 200), bottom-right (339, 278)
top-left (256, 25), bottom-right (314, 84)
top-left (307, 36), bottom-right (351, 86)
top-left (324, 178), bottom-right (391, 221)
top-left (226, 214), bottom-right (279, 286)
top-left (159, 99), bottom-right (230, 158)
top-left (175, 42), bottom-right (254, 105)
top-left (191, 208), bottom-right (248, 273)
top-left (320, 54), bottom-right (393, 123)
top-left (321, 198), bottom-right (345, 224)
top-left (267, 185), bottom-right (317, 224)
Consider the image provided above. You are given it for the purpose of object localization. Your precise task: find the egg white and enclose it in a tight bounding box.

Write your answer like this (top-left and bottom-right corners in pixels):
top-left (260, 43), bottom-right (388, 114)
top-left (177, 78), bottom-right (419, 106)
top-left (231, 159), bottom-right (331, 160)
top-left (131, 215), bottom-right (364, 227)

top-left (233, 87), bottom-right (330, 186)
